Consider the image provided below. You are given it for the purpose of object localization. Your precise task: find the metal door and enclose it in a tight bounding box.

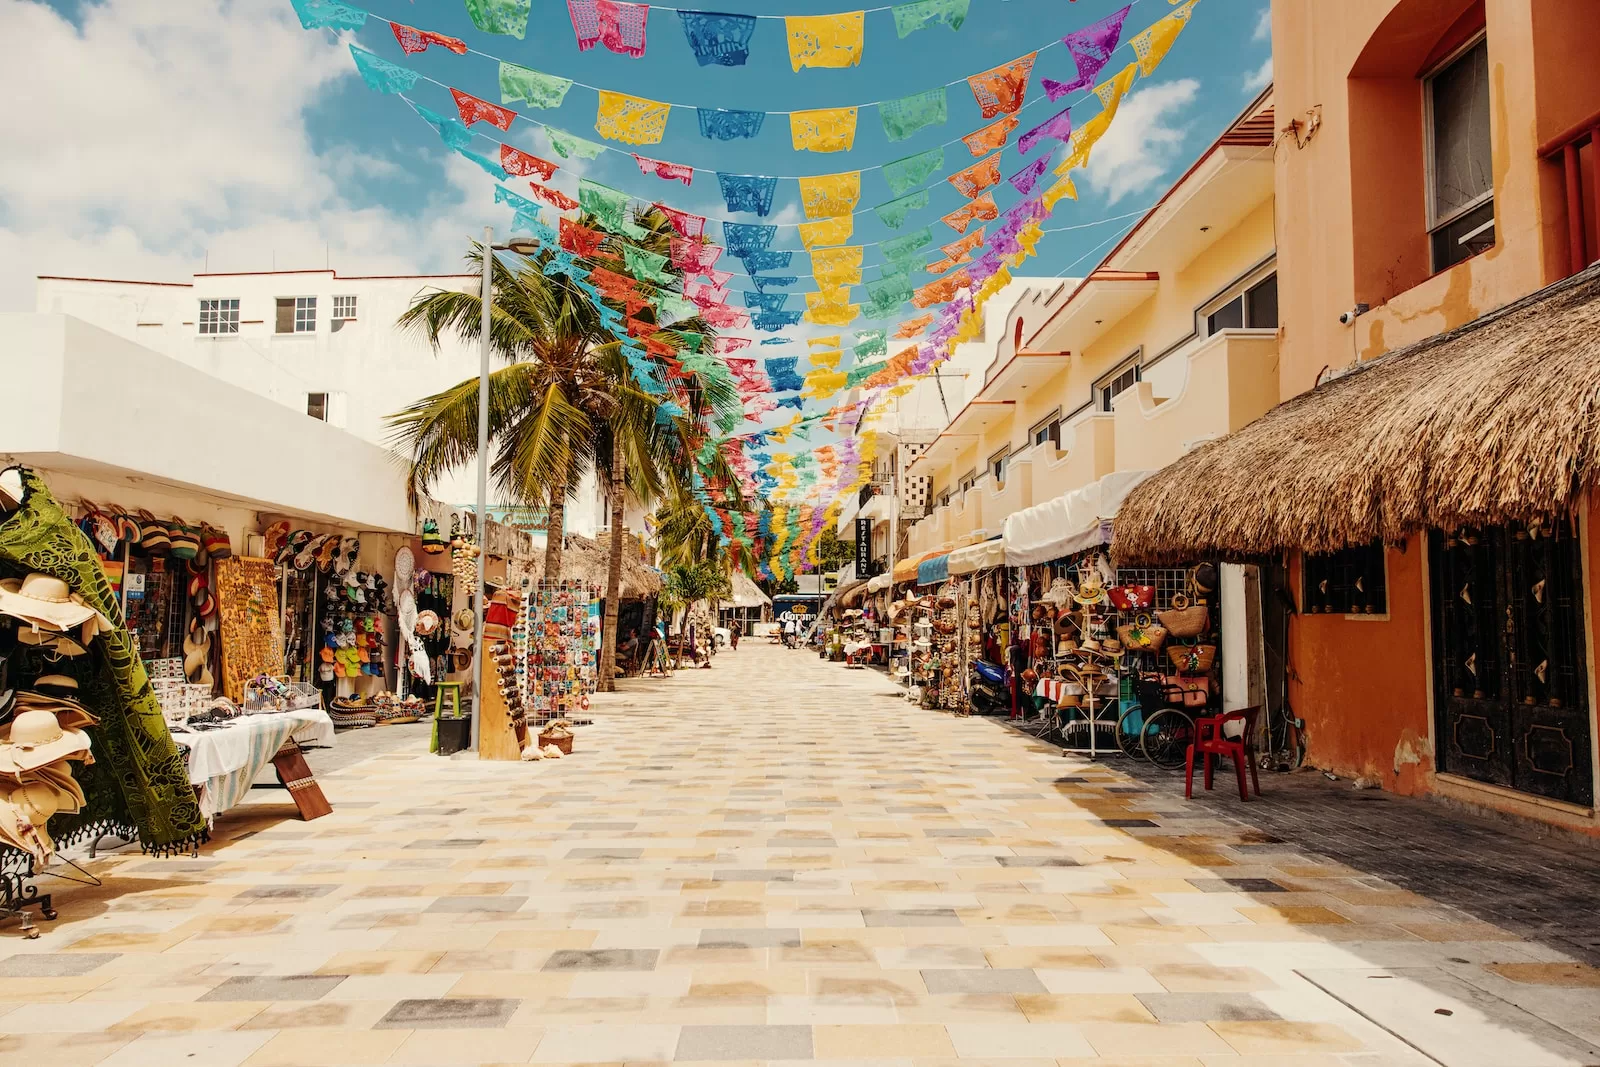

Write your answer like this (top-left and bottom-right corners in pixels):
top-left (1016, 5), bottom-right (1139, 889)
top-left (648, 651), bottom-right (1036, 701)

top-left (1430, 522), bottom-right (1593, 806)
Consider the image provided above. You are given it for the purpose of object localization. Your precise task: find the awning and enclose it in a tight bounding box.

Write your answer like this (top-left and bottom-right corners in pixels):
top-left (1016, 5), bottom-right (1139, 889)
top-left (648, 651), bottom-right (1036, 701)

top-left (892, 550), bottom-right (940, 584)
top-left (1003, 469), bottom-right (1154, 566)
top-left (1114, 266), bottom-right (1600, 563)
top-left (948, 536), bottom-right (1005, 575)
top-left (916, 553), bottom-right (950, 586)
top-left (866, 573), bottom-right (892, 593)
top-left (730, 569), bottom-right (772, 608)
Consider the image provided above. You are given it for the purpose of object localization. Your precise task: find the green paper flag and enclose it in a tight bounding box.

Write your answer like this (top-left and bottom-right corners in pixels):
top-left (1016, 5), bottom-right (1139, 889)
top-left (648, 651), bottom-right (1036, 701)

top-left (882, 228), bottom-right (933, 270)
top-left (892, 0), bottom-right (969, 37)
top-left (847, 359), bottom-right (888, 386)
top-left (624, 245), bottom-right (674, 285)
top-left (579, 179), bottom-right (646, 238)
top-left (499, 63), bottom-right (573, 109)
top-left (465, 0), bottom-right (531, 39)
top-left (548, 127), bottom-right (606, 161)
top-left (874, 190), bottom-right (930, 230)
top-left (883, 146), bottom-right (944, 197)
top-left (655, 291), bottom-right (697, 324)
top-left (854, 330), bottom-right (887, 358)
top-left (866, 272), bottom-right (914, 307)
top-left (880, 87), bottom-right (948, 143)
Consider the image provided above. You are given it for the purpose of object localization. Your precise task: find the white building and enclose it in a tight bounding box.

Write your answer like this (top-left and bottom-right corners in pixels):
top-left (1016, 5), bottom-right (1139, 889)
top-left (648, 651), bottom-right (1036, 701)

top-left (34, 269), bottom-right (614, 539)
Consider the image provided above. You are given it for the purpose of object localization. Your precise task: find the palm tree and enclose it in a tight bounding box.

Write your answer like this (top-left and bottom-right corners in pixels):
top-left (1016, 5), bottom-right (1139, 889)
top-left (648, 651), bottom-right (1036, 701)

top-left (389, 211), bottom-right (738, 691)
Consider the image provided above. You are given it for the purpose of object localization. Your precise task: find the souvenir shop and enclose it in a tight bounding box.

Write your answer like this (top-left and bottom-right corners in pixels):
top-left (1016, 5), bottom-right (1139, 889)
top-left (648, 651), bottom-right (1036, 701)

top-left (471, 578), bottom-right (598, 762)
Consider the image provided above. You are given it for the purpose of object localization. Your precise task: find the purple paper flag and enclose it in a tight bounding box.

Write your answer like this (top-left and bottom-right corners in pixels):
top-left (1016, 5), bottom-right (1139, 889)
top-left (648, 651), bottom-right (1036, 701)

top-left (1019, 106), bottom-right (1073, 155)
top-left (1042, 77), bottom-right (1073, 102)
top-left (1059, 5), bottom-right (1131, 95)
top-left (1008, 157), bottom-right (1051, 195)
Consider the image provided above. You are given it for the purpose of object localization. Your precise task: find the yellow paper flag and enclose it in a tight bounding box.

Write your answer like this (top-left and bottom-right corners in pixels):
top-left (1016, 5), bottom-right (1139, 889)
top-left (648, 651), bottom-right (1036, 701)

top-left (809, 349), bottom-right (843, 370)
top-left (1131, 0), bottom-right (1198, 76)
top-left (807, 335), bottom-right (842, 348)
top-left (1042, 175), bottom-right (1078, 210)
top-left (594, 90), bottom-right (671, 146)
top-left (797, 215), bottom-right (854, 249)
top-left (804, 287), bottom-right (860, 326)
top-left (801, 369), bottom-right (848, 399)
top-left (786, 12), bottom-right (865, 71)
top-left (791, 107), bottom-right (858, 153)
top-left (811, 245), bottom-right (864, 288)
top-left (797, 171), bottom-right (862, 220)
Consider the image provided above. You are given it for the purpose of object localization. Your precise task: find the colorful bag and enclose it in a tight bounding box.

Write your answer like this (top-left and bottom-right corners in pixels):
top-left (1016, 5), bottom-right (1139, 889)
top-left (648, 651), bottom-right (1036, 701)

top-left (421, 518), bottom-right (448, 555)
top-left (1117, 614), bottom-right (1167, 651)
top-left (1164, 673), bottom-right (1210, 708)
top-left (168, 520), bottom-right (200, 561)
top-left (202, 524), bottom-right (232, 560)
top-left (1107, 584), bottom-right (1155, 610)
top-left (1167, 643), bottom-right (1216, 674)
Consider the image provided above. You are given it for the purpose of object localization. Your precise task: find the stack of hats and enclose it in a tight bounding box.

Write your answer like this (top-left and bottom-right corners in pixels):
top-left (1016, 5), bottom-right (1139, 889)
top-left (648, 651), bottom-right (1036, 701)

top-left (0, 573), bottom-right (114, 652)
top-left (0, 675), bottom-right (97, 866)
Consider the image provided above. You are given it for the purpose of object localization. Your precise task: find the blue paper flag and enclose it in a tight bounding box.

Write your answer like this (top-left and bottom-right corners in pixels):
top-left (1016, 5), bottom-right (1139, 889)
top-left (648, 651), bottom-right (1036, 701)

top-left (417, 105), bottom-right (473, 150)
top-left (349, 45), bottom-right (418, 95)
top-left (293, 0), bottom-right (367, 30)
top-left (752, 276), bottom-right (798, 292)
top-left (745, 292), bottom-right (789, 312)
top-left (679, 11), bottom-right (757, 67)
top-left (718, 173), bottom-right (778, 216)
top-left (765, 357), bottom-right (805, 391)
top-left (739, 250), bottom-right (793, 273)
top-left (456, 147), bottom-right (508, 180)
top-left (776, 395), bottom-right (806, 409)
top-left (754, 310), bottom-right (805, 331)
top-left (698, 108), bottom-right (766, 141)
top-left (723, 223), bottom-right (776, 255)
top-left (760, 337), bottom-right (792, 345)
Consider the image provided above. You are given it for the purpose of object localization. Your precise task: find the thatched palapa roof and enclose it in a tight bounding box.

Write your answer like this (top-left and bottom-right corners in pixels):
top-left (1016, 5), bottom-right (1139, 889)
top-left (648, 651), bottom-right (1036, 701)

top-left (1114, 265), bottom-right (1600, 564)
top-left (523, 533), bottom-right (663, 597)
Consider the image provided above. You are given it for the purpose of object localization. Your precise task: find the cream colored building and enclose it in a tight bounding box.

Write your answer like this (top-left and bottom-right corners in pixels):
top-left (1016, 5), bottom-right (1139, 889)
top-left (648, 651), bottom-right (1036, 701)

top-left (903, 91), bottom-right (1279, 560)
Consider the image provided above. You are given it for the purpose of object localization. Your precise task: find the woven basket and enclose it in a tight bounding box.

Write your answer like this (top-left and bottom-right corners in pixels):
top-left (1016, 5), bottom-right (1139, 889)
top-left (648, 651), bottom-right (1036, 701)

top-left (1167, 643), bottom-right (1217, 674)
top-left (538, 730), bottom-right (574, 754)
top-left (1117, 621), bottom-right (1167, 651)
top-left (1157, 594), bottom-right (1210, 638)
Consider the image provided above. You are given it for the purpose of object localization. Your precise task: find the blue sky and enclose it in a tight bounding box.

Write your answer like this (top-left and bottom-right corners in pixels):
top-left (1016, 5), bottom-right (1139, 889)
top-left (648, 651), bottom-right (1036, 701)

top-left (1, 0), bottom-right (1270, 314)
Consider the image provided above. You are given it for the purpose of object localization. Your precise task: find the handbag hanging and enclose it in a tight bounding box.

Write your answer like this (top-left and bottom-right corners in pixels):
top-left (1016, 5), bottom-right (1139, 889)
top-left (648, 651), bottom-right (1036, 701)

top-left (1107, 584), bottom-right (1156, 611)
top-left (1117, 613), bottom-right (1168, 651)
top-left (1157, 593), bottom-right (1210, 638)
top-left (1167, 643), bottom-right (1217, 674)
top-left (1164, 673), bottom-right (1211, 707)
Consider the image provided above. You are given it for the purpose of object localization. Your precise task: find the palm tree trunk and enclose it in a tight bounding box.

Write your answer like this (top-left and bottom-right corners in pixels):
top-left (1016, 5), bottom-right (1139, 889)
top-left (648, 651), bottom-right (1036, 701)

top-left (599, 448), bottom-right (626, 692)
top-left (544, 458), bottom-right (567, 580)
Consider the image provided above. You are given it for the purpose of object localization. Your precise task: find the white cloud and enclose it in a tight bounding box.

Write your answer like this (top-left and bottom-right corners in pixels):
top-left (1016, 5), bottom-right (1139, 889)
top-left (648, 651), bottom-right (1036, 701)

top-left (0, 0), bottom-right (495, 310)
top-left (1243, 56), bottom-right (1273, 94)
top-left (1252, 7), bottom-right (1271, 41)
top-left (1082, 79), bottom-right (1201, 206)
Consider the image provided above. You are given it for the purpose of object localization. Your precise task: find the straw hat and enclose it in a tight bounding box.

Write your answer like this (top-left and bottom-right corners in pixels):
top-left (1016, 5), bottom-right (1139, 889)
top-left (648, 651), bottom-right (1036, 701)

top-left (0, 574), bottom-right (113, 638)
top-left (0, 709), bottom-right (92, 776)
top-left (14, 627), bottom-right (87, 657)
top-left (11, 690), bottom-right (99, 732)
top-left (0, 776), bottom-right (80, 864)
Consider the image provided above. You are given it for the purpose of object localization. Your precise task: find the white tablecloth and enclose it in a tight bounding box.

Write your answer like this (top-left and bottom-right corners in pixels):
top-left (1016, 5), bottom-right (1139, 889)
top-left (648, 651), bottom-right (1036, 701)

top-left (173, 709), bottom-right (334, 820)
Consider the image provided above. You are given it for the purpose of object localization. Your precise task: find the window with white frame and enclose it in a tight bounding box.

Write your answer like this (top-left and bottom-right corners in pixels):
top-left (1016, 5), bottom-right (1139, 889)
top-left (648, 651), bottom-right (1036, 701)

top-left (197, 298), bottom-right (239, 335)
top-left (332, 295), bottom-right (357, 332)
top-left (1030, 409), bottom-right (1062, 450)
top-left (957, 470), bottom-right (977, 495)
top-left (1203, 269), bottom-right (1278, 336)
top-left (277, 296), bottom-right (317, 333)
top-left (1425, 34), bottom-right (1494, 271)
top-left (989, 448), bottom-right (1009, 485)
top-left (1096, 360), bottom-right (1141, 413)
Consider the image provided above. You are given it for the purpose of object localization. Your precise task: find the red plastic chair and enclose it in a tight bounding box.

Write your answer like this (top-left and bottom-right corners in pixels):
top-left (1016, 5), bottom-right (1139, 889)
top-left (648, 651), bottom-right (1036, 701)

top-left (1185, 706), bottom-right (1262, 801)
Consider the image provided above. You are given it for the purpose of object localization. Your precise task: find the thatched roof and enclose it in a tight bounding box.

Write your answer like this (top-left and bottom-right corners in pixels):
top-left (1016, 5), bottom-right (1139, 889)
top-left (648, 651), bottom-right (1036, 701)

top-left (730, 569), bottom-right (771, 608)
top-left (522, 533), bottom-right (663, 597)
top-left (1114, 265), bottom-right (1600, 564)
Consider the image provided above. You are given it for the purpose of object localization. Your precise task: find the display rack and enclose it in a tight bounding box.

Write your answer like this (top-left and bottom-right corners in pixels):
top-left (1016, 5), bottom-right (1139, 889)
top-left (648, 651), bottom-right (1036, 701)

top-left (524, 580), bottom-right (597, 725)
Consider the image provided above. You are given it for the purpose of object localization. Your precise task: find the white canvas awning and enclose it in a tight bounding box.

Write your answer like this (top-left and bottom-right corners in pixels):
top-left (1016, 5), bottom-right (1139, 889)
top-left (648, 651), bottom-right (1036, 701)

top-left (947, 537), bottom-right (1005, 575)
top-left (1003, 469), bottom-right (1154, 567)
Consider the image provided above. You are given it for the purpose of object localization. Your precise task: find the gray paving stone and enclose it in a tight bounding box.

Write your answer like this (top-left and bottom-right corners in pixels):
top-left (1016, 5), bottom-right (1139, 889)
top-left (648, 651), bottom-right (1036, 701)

top-left (234, 884), bottom-right (337, 901)
top-left (862, 908), bottom-right (963, 927)
top-left (698, 928), bottom-right (804, 948)
top-left (201, 975), bottom-right (346, 1001)
top-left (1136, 992), bottom-right (1279, 1022)
top-left (921, 967), bottom-right (1047, 994)
top-left (676, 1024), bottom-right (813, 1060)
top-left (404, 838), bottom-right (485, 849)
top-left (0, 952), bottom-right (120, 976)
top-left (542, 948), bottom-right (660, 971)
top-left (996, 856), bottom-right (1080, 867)
top-left (374, 997), bottom-right (519, 1029)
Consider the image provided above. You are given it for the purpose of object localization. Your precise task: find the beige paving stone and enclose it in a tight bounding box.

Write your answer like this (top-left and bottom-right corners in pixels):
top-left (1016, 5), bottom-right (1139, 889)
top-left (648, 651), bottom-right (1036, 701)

top-left (1207, 1020), bottom-right (1368, 1055)
top-left (109, 1000), bottom-right (269, 1032)
top-left (240, 1027), bottom-right (408, 1065)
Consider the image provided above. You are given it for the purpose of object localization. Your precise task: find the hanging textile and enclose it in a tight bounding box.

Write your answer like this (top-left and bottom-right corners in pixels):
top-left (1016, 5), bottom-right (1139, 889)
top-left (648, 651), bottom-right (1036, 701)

top-left (1018, 105), bottom-right (1072, 155)
top-left (883, 146), bottom-right (944, 197)
top-left (740, 250), bottom-right (793, 272)
top-left (926, 253), bottom-right (968, 276)
top-left (892, 0), bottom-right (969, 36)
top-left (1046, 4), bottom-right (1131, 97)
top-left (579, 178), bottom-right (647, 236)
top-left (531, 182), bottom-right (580, 210)
top-left (392, 22), bottom-right (467, 54)
top-left (723, 222), bottom-right (775, 254)
top-left (678, 10), bottom-right (756, 66)
top-left (659, 205), bottom-right (707, 239)
top-left (879, 87), bottom-right (947, 142)
top-left (812, 246), bottom-right (864, 287)
top-left (797, 215), bottom-right (854, 249)
top-left (547, 127), bottom-right (607, 159)
top-left (697, 107), bottom-right (765, 140)
top-left (1057, 65), bottom-right (1134, 174)
top-left (873, 189), bottom-right (929, 230)
top-left (451, 88), bottom-right (516, 130)
top-left (791, 107), bottom-right (859, 153)
top-left (568, 0), bottom-right (650, 57)
top-left (465, 0), bottom-right (531, 37)
top-left (961, 113), bottom-right (1018, 157)
top-left (1008, 156), bottom-right (1051, 195)
top-left (1131, 0), bottom-right (1197, 76)
top-left (846, 359), bottom-right (888, 386)
top-left (418, 105), bottom-right (474, 150)
top-left (718, 173), bottom-right (778, 216)
top-left (882, 227), bottom-right (932, 269)
top-left (631, 154), bottom-right (693, 186)
top-left (948, 153), bottom-right (1001, 197)
top-left (702, 267), bottom-right (733, 285)
top-left (798, 170), bottom-right (862, 219)
top-left (967, 52), bottom-right (1036, 118)
top-left (0, 470), bottom-right (204, 852)
top-left (501, 144), bottom-right (558, 178)
top-left (786, 12), bottom-right (866, 71)
top-left (801, 369), bottom-right (849, 399)
top-left (349, 45), bottom-right (417, 94)
top-left (866, 270), bottom-right (914, 307)
top-left (595, 90), bottom-right (671, 145)
top-left (499, 63), bottom-right (573, 109)
top-left (292, 0), bottom-right (366, 30)
top-left (686, 280), bottom-right (730, 308)
top-left (624, 245), bottom-right (675, 285)
top-left (560, 217), bottom-right (606, 257)
top-left (754, 310), bottom-right (804, 331)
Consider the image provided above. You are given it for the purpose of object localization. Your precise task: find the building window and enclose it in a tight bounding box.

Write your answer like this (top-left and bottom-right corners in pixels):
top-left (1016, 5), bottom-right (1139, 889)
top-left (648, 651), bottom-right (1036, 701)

top-left (1030, 410), bottom-right (1062, 450)
top-left (332, 295), bottom-right (357, 332)
top-left (936, 489), bottom-right (952, 509)
top-left (197, 298), bottom-right (239, 335)
top-left (1097, 362), bottom-right (1140, 413)
top-left (1205, 272), bottom-right (1278, 335)
top-left (1303, 540), bottom-right (1388, 615)
top-left (306, 393), bottom-right (329, 421)
top-left (1426, 35), bottom-right (1494, 271)
top-left (989, 449), bottom-right (1009, 485)
top-left (277, 296), bottom-right (317, 333)
top-left (958, 470), bottom-right (977, 495)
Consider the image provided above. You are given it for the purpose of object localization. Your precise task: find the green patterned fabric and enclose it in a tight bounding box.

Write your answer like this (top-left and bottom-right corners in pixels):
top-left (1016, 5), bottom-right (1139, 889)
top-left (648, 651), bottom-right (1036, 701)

top-left (465, 0), bottom-right (530, 38)
top-left (860, 296), bottom-right (906, 320)
top-left (882, 228), bottom-right (933, 271)
top-left (866, 271), bottom-right (915, 306)
top-left (548, 127), bottom-right (607, 161)
top-left (623, 245), bottom-right (674, 285)
top-left (0, 470), bottom-right (204, 852)
top-left (874, 190), bottom-right (930, 230)
top-left (879, 88), bottom-right (947, 142)
top-left (499, 62), bottom-right (573, 109)
top-left (854, 330), bottom-right (887, 357)
top-left (892, 0), bottom-right (969, 37)
top-left (882, 146), bottom-right (944, 197)
top-left (579, 179), bottom-right (646, 238)
top-left (847, 359), bottom-right (888, 386)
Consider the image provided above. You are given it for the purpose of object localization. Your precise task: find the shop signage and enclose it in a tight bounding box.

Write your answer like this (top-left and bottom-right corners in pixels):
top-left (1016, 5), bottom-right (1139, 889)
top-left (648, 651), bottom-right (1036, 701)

top-left (855, 518), bottom-right (872, 577)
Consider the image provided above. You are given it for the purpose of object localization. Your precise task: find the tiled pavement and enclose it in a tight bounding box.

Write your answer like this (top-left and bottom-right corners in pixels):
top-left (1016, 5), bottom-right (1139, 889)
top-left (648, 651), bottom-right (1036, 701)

top-left (3, 643), bottom-right (1600, 1066)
